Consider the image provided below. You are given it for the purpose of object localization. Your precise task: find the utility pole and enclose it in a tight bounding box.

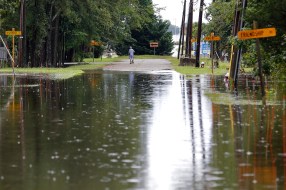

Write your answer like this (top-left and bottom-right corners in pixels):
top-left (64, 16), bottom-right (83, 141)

top-left (19, 0), bottom-right (26, 67)
top-left (195, 0), bottom-right (204, 67)
top-left (229, 0), bottom-right (247, 87)
top-left (177, 0), bottom-right (187, 59)
top-left (186, 0), bottom-right (193, 57)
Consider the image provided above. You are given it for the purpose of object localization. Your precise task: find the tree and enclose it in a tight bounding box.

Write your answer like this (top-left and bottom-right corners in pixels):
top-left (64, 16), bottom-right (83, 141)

top-left (0, 0), bottom-right (174, 67)
top-left (244, 0), bottom-right (286, 78)
top-left (205, 0), bottom-right (235, 60)
top-left (115, 0), bottom-right (174, 56)
top-left (205, 0), bottom-right (286, 78)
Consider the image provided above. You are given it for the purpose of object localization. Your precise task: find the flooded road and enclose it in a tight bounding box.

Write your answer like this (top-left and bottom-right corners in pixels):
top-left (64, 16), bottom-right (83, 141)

top-left (0, 70), bottom-right (285, 190)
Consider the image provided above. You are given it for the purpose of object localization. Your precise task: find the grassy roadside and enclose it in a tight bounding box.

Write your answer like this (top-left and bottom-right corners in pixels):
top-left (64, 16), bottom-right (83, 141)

top-left (0, 64), bottom-right (106, 80)
top-left (0, 55), bottom-right (252, 80)
top-left (115, 55), bottom-right (252, 76)
top-left (162, 56), bottom-right (253, 76)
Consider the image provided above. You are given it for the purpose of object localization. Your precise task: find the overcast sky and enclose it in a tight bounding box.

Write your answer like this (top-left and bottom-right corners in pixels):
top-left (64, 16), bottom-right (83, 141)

top-left (152, 0), bottom-right (212, 26)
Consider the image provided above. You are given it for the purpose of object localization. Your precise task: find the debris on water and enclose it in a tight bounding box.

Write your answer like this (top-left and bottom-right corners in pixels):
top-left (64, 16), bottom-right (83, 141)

top-left (278, 153), bottom-right (286, 157)
top-left (246, 151), bottom-right (253, 156)
top-left (236, 149), bottom-right (244, 153)
top-left (243, 173), bottom-right (255, 177)
top-left (252, 179), bottom-right (258, 184)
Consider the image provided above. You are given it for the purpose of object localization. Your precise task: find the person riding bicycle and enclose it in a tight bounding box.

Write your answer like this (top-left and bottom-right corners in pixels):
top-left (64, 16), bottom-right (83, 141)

top-left (128, 46), bottom-right (135, 64)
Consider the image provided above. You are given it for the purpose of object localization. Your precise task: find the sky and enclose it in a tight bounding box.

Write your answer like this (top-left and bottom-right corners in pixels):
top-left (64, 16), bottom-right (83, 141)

top-left (152, 0), bottom-right (212, 26)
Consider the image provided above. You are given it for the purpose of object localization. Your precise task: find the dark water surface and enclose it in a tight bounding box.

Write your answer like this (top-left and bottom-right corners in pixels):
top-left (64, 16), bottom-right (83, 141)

top-left (0, 70), bottom-right (285, 190)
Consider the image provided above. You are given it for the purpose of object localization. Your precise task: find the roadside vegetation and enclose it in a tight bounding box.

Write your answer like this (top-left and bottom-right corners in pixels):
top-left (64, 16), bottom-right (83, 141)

top-left (0, 0), bottom-right (285, 79)
top-left (0, 0), bottom-right (173, 68)
top-left (0, 55), bottom-right (252, 79)
top-left (0, 64), bottom-right (106, 80)
top-left (204, 0), bottom-right (286, 79)
top-left (0, 55), bottom-right (253, 79)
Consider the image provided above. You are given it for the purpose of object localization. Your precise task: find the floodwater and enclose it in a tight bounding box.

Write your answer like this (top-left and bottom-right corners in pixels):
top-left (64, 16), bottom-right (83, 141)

top-left (0, 70), bottom-right (285, 190)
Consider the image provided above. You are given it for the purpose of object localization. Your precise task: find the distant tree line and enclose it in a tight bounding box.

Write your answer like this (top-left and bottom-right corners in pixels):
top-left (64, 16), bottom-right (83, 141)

top-left (0, 0), bottom-right (174, 67)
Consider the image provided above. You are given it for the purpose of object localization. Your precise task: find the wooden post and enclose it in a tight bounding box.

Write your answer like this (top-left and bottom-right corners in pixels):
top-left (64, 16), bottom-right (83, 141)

top-left (211, 32), bottom-right (214, 74)
top-left (186, 0), bottom-right (193, 57)
top-left (195, 0), bottom-right (204, 67)
top-left (253, 21), bottom-right (265, 97)
top-left (12, 28), bottom-right (15, 66)
top-left (178, 0), bottom-right (187, 59)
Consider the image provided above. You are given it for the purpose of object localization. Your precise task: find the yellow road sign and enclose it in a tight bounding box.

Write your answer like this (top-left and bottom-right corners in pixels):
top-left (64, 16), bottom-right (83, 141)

top-left (5, 30), bottom-right (22, 36)
top-left (191, 38), bottom-right (197, 43)
top-left (204, 36), bottom-right (221, 41)
top-left (90, 40), bottom-right (101, 46)
top-left (238, 28), bottom-right (276, 40)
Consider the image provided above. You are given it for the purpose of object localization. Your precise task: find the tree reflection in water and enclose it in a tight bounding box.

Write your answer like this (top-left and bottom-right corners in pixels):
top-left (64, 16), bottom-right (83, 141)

top-left (0, 73), bottom-right (285, 190)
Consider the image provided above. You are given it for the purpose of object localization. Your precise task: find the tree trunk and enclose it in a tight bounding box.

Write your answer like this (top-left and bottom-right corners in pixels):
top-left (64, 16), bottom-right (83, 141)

top-left (52, 15), bottom-right (60, 67)
top-left (46, 4), bottom-right (54, 67)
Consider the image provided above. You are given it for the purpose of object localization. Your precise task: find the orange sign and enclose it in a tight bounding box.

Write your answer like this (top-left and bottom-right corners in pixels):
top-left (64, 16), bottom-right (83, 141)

top-left (5, 28), bottom-right (22, 36)
top-left (238, 28), bottom-right (276, 40)
top-left (204, 36), bottom-right (221, 41)
top-left (150, 42), bottom-right (159, 48)
top-left (191, 38), bottom-right (197, 43)
top-left (90, 40), bottom-right (101, 46)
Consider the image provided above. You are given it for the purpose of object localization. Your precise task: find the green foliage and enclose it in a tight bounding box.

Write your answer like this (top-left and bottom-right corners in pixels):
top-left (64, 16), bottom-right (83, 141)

top-left (205, 0), bottom-right (286, 78)
top-left (117, 15), bottom-right (174, 56)
top-left (243, 1), bottom-right (286, 78)
top-left (205, 0), bottom-right (236, 55)
top-left (0, 0), bottom-right (159, 67)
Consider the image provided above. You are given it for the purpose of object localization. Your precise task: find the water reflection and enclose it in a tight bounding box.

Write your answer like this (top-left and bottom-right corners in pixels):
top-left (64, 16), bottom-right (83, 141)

top-left (0, 72), bottom-right (285, 190)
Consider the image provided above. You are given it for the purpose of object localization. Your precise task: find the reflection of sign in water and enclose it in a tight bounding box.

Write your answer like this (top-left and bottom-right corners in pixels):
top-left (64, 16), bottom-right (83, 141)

top-left (0, 47), bottom-right (7, 60)
top-left (201, 43), bottom-right (210, 55)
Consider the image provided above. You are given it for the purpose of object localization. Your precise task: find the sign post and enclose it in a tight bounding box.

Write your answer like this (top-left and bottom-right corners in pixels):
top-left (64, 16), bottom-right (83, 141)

top-left (5, 28), bottom-right (22, 68)
top-left (90, 40), bottom-right (101, 62)
top-left (204, 33), bottom-right (221, 74)
top-left (238, 26), bottom-right (276, 97)
top-left (150, 42), bottom-right (159, 55)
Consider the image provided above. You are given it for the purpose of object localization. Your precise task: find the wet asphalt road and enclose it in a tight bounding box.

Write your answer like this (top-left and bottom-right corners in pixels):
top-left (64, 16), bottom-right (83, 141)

top-left (102, 59), bottom-right (173, 72)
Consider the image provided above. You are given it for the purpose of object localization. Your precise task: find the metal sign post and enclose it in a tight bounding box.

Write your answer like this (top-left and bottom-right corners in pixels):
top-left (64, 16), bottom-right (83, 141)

top-left (90, 40), bottom-right (101, 62)
top-left (204, 33), bottom-right (221, 74)
top-left (150, 42), bottom-right (159, 55)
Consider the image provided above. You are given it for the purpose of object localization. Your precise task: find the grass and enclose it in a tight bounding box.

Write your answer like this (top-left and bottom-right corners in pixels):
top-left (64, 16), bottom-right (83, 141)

top-left (0, 55), bottom-right (253, 80)
top-left (0, 63), bottom-right (106, 80)
top-left (136, 55), bottom-right (253, 76)
top-left (166, 56), bottom-right (253, 76)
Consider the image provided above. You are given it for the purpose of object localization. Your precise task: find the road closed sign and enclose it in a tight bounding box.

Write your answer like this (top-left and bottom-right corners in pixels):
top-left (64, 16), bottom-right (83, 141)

top-left (238, 28), bottom-right (276, 40)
